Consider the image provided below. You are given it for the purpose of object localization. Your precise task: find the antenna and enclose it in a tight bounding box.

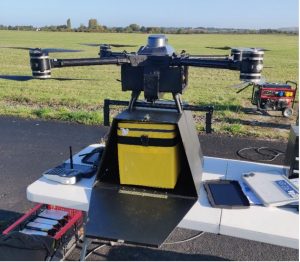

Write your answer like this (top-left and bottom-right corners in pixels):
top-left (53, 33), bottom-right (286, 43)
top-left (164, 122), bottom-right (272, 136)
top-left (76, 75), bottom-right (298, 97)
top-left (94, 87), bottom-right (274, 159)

top-left (69, 146), bottom-right (74, 169)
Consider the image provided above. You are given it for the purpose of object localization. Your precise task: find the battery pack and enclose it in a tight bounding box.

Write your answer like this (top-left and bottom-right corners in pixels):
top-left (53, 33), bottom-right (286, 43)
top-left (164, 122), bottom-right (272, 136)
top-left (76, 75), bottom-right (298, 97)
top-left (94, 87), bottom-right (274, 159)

top-left (117, 121), bottom-right (180, 189)
top-left (38, 209), bottom-right (68, 221)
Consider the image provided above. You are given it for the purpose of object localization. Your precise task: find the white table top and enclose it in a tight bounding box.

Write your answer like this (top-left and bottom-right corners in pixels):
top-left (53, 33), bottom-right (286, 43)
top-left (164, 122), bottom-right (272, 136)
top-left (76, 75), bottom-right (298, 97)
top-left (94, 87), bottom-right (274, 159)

top-left (27, 144), bottom-right (299, 249)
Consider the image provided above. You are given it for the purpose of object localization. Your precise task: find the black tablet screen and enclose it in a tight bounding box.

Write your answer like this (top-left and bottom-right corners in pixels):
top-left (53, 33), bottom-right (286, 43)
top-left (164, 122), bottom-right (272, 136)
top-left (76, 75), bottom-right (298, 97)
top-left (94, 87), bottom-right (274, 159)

top-left (208, 183), bottom-right (246, 206)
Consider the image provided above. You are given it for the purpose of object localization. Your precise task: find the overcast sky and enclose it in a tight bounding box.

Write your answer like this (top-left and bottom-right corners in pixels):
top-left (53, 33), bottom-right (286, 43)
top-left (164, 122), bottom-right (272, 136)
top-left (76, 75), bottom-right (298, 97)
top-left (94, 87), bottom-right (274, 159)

top-left (0, 0), bottom-right (298, 29)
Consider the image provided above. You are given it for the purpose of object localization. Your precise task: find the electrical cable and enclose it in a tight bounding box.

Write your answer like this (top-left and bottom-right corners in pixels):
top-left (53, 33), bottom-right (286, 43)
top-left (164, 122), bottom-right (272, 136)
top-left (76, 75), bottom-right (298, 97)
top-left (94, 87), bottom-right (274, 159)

top-left (163, 231), bottom-right (205, 245)
top-left (256, 147), bottom-right (284, 161)
top-left (236, 146), bottom-right (285, 162)
top-left (84, 244), bottom-right (106, 260)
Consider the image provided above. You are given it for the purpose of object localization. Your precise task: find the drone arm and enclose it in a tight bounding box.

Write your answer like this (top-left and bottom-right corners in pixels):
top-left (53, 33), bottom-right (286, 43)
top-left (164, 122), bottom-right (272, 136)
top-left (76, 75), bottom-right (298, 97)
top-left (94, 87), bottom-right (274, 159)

top-left (30, 50), bottom-right (130, 78)
top-left (50, 57), bottom-right (130, 68)
top-left (175, 57), bottom-right (239, 70)
top-left (174, 50), bottom-right (264, 83)
top-left (187, 55), bottom-right (230, 59)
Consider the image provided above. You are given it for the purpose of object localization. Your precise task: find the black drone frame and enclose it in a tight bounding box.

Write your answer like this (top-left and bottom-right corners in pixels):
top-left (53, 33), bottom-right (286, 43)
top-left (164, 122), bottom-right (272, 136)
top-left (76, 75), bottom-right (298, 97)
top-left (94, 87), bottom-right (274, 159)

top-left (29, 42), bottom-right (264, 113)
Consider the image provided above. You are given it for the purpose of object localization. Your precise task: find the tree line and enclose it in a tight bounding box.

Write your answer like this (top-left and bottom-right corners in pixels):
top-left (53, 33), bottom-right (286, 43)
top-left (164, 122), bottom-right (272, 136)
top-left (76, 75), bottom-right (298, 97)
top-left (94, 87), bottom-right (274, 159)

top-left (0, 18), bottom-right (297, 35)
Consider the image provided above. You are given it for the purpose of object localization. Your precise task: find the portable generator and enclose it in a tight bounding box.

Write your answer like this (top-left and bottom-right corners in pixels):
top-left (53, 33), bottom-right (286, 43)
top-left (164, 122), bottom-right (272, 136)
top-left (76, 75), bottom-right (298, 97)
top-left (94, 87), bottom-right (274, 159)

top-left (251, 81), bottom-right (297, 117)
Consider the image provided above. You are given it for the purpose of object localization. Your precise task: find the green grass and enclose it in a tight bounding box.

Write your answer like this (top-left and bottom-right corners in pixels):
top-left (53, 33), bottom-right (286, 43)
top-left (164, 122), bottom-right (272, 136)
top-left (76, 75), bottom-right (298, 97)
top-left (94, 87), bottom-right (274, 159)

top-left (0, 31), bottom-right (298, 139)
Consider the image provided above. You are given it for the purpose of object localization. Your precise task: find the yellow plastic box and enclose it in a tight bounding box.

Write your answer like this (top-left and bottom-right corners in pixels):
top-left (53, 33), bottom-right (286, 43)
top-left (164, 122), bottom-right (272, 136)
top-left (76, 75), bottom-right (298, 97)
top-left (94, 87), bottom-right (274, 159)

top-left (117, 121), bottom-right (180, 189)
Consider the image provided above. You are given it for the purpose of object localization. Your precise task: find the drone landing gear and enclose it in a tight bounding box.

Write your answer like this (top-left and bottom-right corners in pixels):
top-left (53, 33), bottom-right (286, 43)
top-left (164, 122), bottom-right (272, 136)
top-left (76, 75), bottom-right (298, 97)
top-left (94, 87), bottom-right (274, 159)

top-left (173, 93), bottom-right (183, 113)
top-left (104, 98), bottom-right (214, 134)
top-left (128, 91), bottom-right (184, 113)
top-left (128, 91), bottom-right (141, 112)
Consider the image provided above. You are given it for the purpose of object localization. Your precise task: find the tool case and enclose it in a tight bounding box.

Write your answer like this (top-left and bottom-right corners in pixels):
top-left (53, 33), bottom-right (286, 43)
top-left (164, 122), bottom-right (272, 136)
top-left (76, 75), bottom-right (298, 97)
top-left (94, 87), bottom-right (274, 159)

top-left (117, 121), bottom-right (180, 189)
top-left (89, 109), bottom-right (203, 247)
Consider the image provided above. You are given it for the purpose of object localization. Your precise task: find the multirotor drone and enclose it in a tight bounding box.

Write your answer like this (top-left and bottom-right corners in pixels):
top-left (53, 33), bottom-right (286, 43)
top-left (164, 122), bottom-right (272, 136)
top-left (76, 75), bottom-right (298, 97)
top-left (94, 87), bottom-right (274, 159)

top-left (25, 35), bottom-right (264, 112)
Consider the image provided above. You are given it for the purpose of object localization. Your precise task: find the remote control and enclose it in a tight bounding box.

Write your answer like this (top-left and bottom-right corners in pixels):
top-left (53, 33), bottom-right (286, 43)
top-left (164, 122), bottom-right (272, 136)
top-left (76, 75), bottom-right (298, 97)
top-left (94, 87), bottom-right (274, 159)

top-left (43, 166), bottom-right (82, 185)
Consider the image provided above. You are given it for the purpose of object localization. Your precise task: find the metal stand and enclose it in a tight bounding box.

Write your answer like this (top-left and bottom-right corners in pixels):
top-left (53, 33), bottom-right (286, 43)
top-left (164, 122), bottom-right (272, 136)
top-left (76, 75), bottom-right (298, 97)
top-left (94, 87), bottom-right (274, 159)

top-left (173, 93), bottom-right (183, 113)
top-left (103, 99), bottom-right (214, 133)
top-left (79, 212), bottom-right (90, 261)
top-left (128, 91), bottom-right (141, 112)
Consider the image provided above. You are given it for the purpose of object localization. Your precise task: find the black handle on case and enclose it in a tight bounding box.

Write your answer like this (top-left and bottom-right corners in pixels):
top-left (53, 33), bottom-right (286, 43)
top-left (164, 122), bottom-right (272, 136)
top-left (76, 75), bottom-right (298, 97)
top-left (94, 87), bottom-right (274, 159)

top-left (140, 135), bottom-right (149, 146)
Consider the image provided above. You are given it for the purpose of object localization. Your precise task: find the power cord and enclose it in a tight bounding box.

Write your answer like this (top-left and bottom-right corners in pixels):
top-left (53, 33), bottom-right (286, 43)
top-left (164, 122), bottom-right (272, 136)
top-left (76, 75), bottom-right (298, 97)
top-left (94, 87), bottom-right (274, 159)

top-left (237, 146), bottom-right (285, 162)
top-left (82, 231), bottom-right (205, 260)
top-left (84, 244), bottom-right (106, 260)
top-left (163, 231), bottom-right (205, 245)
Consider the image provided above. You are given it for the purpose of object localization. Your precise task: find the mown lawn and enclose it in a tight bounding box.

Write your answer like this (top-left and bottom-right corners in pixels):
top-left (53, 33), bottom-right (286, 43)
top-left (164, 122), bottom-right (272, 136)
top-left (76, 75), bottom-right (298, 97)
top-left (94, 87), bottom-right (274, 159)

top-left (0, 31), bottom-right (298, 139)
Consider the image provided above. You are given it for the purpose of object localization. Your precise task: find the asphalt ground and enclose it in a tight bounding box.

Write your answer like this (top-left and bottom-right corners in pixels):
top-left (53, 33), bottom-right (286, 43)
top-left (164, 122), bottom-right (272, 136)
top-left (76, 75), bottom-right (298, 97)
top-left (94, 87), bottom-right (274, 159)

top-left (0, 116), bottom-right (298, 261)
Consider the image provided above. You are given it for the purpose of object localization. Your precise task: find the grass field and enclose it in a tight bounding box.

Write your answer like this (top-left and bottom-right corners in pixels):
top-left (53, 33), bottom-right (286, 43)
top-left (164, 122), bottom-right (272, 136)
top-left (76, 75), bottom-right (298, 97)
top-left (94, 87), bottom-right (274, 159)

top-left (0, 31), bottom-right (298, 139)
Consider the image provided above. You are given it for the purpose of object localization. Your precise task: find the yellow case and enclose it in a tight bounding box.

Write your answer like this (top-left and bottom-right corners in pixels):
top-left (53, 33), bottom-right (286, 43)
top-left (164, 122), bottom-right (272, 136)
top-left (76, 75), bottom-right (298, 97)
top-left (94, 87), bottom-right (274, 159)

top-left (117, 121), bottom-right (180, 189)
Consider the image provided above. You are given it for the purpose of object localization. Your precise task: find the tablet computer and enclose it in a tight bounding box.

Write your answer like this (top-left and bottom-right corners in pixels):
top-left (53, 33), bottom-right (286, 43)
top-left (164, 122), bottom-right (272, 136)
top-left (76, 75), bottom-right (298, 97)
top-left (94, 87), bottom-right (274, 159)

top-left (203, 180), bottom-right (250, 209)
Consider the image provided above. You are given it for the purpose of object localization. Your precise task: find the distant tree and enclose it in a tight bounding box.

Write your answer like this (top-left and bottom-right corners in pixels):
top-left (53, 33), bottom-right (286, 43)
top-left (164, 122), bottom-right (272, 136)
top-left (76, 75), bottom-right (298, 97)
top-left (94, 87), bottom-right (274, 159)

top-left (124, 26), bottom-right (133, 33)
top-left (140, 26), bottom-right (147, 33)
top-left (146, 27), bottom-right (161, 33)
top-left (78, 23), bottom-right (86, 32)
top-left (128, 23), bottom-right (140, 32)
top-left (160, 27), bottom-right (167, 34)
top-left (115, 27), bottom-right (124, 33)
top-left (88, 18), bottom-right (99, 30)
top-left (176, 28), bottom-right (183, 34)
top-left (67, 18), bottom-right (71, 29)
top-left (57, 25), bottom-right (68, 31)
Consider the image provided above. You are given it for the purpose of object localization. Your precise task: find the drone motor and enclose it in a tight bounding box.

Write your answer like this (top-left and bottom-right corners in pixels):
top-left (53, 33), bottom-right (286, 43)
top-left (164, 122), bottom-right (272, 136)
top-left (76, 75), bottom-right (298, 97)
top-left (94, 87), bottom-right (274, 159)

top-left (240, 49), bottom-right (264, 83)
top-left (231, 48), bottom-right (243, 61)
top-left (29, 49), bottom-right (51, 79)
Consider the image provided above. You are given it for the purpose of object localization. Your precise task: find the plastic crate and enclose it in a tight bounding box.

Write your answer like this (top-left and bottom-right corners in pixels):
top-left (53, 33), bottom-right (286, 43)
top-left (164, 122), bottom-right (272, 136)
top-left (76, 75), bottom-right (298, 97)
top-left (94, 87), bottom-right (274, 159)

top-left (2, 204), bottom-right (83, 240)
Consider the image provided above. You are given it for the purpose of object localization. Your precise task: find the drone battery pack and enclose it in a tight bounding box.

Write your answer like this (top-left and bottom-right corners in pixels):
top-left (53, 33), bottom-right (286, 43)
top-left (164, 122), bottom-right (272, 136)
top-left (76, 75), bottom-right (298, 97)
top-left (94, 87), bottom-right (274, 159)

top-left (117, 121), bottom-right (180, 189)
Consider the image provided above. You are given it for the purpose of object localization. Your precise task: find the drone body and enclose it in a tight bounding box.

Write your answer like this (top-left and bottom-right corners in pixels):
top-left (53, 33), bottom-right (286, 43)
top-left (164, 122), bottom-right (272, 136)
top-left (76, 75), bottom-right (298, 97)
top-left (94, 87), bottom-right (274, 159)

top-left (29, 34), bottom-right (264, 111)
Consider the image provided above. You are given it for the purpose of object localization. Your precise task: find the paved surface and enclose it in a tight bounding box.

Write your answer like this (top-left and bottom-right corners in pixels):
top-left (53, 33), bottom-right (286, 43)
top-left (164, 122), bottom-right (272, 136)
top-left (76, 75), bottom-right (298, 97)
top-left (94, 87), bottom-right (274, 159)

top-left (0, 116), bottom-right (298, 260)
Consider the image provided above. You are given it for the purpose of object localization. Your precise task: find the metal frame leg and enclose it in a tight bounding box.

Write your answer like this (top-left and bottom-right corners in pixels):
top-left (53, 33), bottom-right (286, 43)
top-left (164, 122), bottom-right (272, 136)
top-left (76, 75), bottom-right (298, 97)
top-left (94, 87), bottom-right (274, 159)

top-left (79, 212), bottom-right (91, 261)
top-left (128, 91), bottom-right (141, 112)
top-left (173, 93), bottom-right (183, 113)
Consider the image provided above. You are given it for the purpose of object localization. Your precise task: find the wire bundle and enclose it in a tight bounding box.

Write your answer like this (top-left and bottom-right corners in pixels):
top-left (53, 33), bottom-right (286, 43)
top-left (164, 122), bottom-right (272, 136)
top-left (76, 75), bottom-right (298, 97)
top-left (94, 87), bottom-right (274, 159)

top-left (237, 147), bottom-right (285, 162)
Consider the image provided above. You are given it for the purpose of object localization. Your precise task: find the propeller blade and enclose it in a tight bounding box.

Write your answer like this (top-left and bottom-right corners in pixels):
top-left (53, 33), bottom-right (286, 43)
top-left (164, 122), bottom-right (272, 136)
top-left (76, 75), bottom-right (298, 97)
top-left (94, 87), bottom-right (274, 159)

top-left (0, 46), bottom-right (31, 51)
top-left (0, 75), bottom-right (96, 82)
top-left (42, 48), bottom-right (83, 53)
top-left (205, 46), bottom-right (270, 52)
top-left (0, 75), bottom-right (34, 81)
top-left (227, 82), bottom-right (248, 89)
top-left (79, 43), bottom-right (100, 47)
top-left (50, 77), bottom-right (97, 81)
top-left (0, 47), bottom-right (82, 53)
top-left (236, 83), bottom-right (253, 94)
top-left (109, 44), bottom-right (137, 48)
top-left (205, 46), bottom-right (232, 50)
top-left (80, 43), bottom-right (137, 48)
top-left (250, 47), bottom-right (270, 51)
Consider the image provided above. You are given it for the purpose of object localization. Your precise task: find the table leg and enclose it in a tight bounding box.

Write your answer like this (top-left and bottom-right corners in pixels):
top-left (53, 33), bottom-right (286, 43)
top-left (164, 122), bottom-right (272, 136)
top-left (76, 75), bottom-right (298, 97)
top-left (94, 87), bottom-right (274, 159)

top-left (79, 212), bottom-right (91, 261)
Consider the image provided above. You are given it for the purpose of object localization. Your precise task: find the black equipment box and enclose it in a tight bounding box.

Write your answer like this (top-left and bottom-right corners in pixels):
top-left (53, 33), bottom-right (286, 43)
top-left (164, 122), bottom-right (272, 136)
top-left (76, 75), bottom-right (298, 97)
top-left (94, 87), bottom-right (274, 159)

top-left (284, 125), bottom-right (299, 178)
top-left (85, 108), bottom-right (203, 247)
